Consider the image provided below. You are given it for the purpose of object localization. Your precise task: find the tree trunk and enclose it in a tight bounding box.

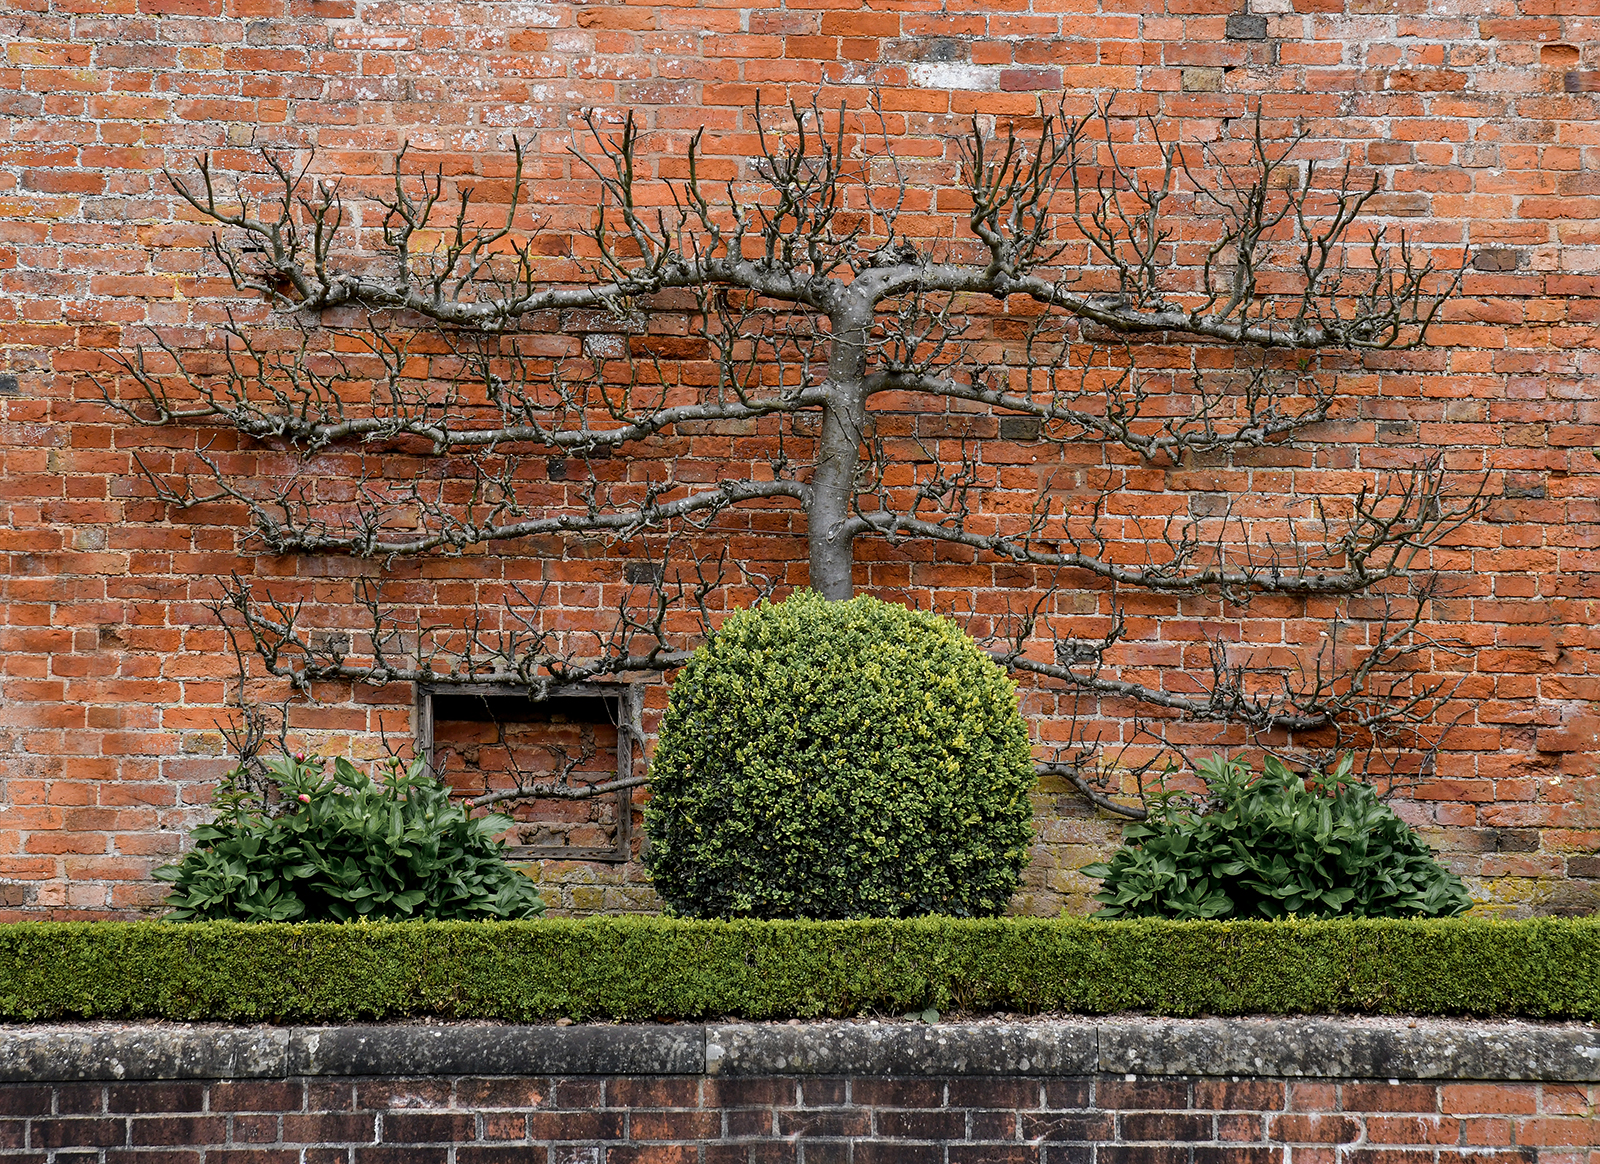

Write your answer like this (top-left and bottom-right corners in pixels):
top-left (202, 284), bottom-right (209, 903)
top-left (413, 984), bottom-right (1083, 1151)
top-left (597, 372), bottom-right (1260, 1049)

top-left (807, 316), bottom-right (869, 600)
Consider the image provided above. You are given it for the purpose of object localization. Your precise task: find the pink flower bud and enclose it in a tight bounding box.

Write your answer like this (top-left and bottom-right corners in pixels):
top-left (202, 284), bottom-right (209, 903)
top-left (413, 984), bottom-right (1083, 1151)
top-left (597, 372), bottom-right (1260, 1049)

top-left (297, 793), bottom-right (311, 804)
top-left (293, 752), bottom-right (306, 763)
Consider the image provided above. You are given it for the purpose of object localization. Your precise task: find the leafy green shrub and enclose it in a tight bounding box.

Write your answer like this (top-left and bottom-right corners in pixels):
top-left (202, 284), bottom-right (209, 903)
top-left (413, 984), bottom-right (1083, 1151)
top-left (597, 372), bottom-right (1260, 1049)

top-left (1082, 754), bottom-right (1472, 920)
top-left (154, 754), bottom-right (544, 922)
top-left (644, 591), bottom-right (1036, 920)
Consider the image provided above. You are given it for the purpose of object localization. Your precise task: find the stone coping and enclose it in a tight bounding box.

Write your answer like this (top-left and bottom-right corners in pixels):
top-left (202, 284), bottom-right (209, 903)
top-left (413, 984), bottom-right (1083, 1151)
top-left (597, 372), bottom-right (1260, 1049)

top-left (2, 1019), bottom-right (1597, 1084)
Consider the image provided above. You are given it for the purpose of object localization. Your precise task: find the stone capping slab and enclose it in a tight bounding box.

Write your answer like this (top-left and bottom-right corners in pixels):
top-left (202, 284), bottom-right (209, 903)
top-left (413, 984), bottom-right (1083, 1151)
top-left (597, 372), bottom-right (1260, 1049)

top-left (1, 1019), bottom-right (1595, 1084)
top-left (707, 1022), bottom-right (1095, 1077)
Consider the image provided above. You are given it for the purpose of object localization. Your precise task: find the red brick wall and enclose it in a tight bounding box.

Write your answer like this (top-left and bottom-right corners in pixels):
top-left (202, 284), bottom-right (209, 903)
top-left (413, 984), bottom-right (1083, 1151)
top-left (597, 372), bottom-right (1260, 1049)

top-left (2, 0), bottom-right (1599, 918)
top-left (1, 1072), bottom-right (1589, 1162)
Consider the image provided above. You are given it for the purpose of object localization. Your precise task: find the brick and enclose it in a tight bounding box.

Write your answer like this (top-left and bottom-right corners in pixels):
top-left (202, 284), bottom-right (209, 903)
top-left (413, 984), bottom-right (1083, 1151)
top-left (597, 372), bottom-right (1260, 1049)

top-left (1019, 1113), bottom-right (1114, 1141)
top-left (209, 1082), bottom-right (303, 1112)
top-left (525, 1111), bottom-right (625, 1140)
top-left (1270, 1113), bottom-right (1362, 1144)
top-left (1193, 1151), bottom-right (1278, 1164)
top-left (358, 1081), bottom-right (452, 1111)
top-left (1287, 1085), bottom-right (1338, 1112)
top-left (968, 1110), bottom-right (1017, 1139)
top-left (948, 1148), bottom-right (1038, 1164)
top-left (305, 1083), bottom-right (356, 1113)
top-left (1538, 1085), bottom-right (1595, 1116)
top-left (281, 1113), bottom-right (376, 1143)
top-left (1392, 1113), bottom-right (1486, 1148)
top-left (797, 1079), bottom-right (849, 1107)
top-left (456, 1150), bottom-right (549, 1164)
top-left (1224, 13), bottom-right (1267, 38)
top-left (853, 1145), bottom-right (948, 1164)
top-left (1341, 1085), bottom-right (1439, 1114)
top-left (873, 1109), bottom-right (965, 1139)
top-left (725, 1108), bottom-right (776, 1137)
top-left (628, 1110), bottom-right (722, 1140)
top-left (604, 1149), bottom-right (697, 1164)
top-left (32, 1118), bottom-right (127, 1148)
top-left (457, 1079), bottom-right (551, 1110)
top-left (1097, 1149), bottom-right (1190, 1164)
top-left (456, 1151), bottom-right (549, 1164)
top-left (55, 1085), bottom-right (105, 1114)
top-left (0, 1087), bottom-right (53, 1117)
top-left (1096, 1082), bottom-right (1190, 1111)
top-left (1513, 1116), bottom-right (1600, 1146)
top-left (1042, 1082), bottom-right (1092, 1110)
top-left (128, 1117), bottom-right (226, 1145)
top-left (354, 1150), bottom-right (449, 1164)
top-left (1119, 1112), bottom-right (1212, 1141)
top-left (604, 1078), bottom-right (699, 1109)
top-left (381, 1112), bottom-right (477, 1142)
top-left (853, 1080), bottom-right (945, 1109)
top-left (1215, 1112), bottom-right (1265, 1141)
top-left (548, 1081), bottom-right (604, 1111)
top-left (108, 1085), bottom-right (206, 1114)
top-left (945, 1079), bottom-right (1041, 1109)
top-left (230, 1114), bottom-right (280, 1144)
top-left (1194, 1082), bottom-right (1285, 1112)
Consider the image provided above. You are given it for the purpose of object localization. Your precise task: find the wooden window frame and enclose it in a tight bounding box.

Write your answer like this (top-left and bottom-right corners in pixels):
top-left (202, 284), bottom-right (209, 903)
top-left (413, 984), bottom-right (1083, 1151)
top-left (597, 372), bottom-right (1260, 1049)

top-left (415, 681), bottom-right (640, 863)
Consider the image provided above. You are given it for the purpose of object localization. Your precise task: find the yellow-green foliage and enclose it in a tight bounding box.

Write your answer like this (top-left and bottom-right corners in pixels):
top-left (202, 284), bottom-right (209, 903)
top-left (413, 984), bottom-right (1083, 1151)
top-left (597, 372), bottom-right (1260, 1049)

top-left (1, 917), bottom-right (1598, 1022)
top-left (644, 592), bottom-right (1036, 919)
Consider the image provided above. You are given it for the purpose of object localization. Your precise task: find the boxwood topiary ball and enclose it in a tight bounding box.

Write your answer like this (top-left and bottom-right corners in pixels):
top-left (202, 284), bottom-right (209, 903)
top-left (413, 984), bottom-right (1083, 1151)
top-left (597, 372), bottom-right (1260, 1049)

top-left (643, 591), bottom-right (1036, 919)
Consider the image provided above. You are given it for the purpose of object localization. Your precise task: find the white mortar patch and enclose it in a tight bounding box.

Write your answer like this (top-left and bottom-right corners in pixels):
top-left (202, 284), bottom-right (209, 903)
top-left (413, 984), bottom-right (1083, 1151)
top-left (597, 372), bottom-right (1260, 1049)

top-left (907, 62), bottom-right (999, 91)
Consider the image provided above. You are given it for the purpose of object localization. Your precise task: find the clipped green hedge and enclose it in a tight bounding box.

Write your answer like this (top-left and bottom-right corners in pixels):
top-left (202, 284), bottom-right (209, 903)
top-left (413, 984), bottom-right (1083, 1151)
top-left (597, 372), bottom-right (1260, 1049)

top-left (2, 917), bottom-right (1598, 1022)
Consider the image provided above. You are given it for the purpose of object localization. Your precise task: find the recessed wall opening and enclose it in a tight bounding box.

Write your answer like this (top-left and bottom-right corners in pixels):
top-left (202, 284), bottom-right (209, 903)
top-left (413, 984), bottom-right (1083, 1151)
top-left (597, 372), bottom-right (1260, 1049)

top-left (416, 682), bottom-right (640, 863)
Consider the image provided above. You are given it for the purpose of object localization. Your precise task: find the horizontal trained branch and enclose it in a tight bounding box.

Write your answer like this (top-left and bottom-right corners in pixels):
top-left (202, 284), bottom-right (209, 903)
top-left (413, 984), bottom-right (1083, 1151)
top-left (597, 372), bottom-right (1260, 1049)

top-left (162, 100), bottom-right (1460, 350)
top-left (117, 95), bottom-right (1479, 811)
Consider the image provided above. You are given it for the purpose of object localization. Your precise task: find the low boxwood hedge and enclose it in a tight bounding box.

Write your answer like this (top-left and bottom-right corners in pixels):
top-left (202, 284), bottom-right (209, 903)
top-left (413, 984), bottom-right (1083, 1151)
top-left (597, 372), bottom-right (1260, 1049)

top-left (1, 916), bottom-right (1596, 1022)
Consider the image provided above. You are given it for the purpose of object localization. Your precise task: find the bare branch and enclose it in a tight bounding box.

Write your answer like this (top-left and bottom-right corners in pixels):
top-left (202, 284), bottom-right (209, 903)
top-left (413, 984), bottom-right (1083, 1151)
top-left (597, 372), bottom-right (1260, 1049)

top-left (130, 96), bottom-right (1475, 821)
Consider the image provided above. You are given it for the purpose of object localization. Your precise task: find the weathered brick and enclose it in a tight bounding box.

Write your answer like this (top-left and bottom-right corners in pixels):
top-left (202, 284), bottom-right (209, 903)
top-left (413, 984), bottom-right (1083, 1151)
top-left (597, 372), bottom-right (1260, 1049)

top-left (128, 1117), bottom-right (226, 1145)
top-left (32, 1118), bottom-right (126, 1149)
top-left (456, 1150), bottom-right (550, 1164)
top-left (1341, 1085), bottom-right (1439, 1114)
top-left (1118, 1112), bottom-right (1212, 1141)
top-left (1193, 1081), bottom-right (1284, 1112)
top-left (281, 1113), bottom-right (376, 1144)
top-left (945, 1079), bottom-right (1041, 1110)
top-left (1018, 1112), bottom-right (1114, 1141)
top-left (604, 1078), bottom-right (700, 1109)
top-left (209, 1082), bottom-right (303, 1112)
top-left (358, 1081), bottom-right (453, 1111)
top-left (457, 1079), bottom-right (551, 1110)
top-left (852, 1144), bottom-right (948, 1164)
top-left (1269, 1113), bottom-right (1362, 1144)
top-left (525, 1110), bottom-right (626, 1140)
top-left (628, 1110), bottom-right (723, 1140)
top-left (871, 1109), bottom-right (965, 1140)
top-left (108, 1085), bottom-right (205, 1114)
top-left (381, 1112), bottom-right (478, 1142)
top-left (1096, 1082), bottom-right (1190, 1111)
top-left (0, 1087), bottom-right (53, 1117)
top-left (853, 1080), bottom-right (945, 1110)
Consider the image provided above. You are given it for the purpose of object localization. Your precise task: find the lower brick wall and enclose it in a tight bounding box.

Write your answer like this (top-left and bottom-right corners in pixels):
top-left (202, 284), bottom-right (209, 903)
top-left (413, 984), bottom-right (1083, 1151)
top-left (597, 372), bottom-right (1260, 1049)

top-left (7, 1073), bottom-right (1594, 1162)
top-left (2, 1021), bottom-right (1596, 1162)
